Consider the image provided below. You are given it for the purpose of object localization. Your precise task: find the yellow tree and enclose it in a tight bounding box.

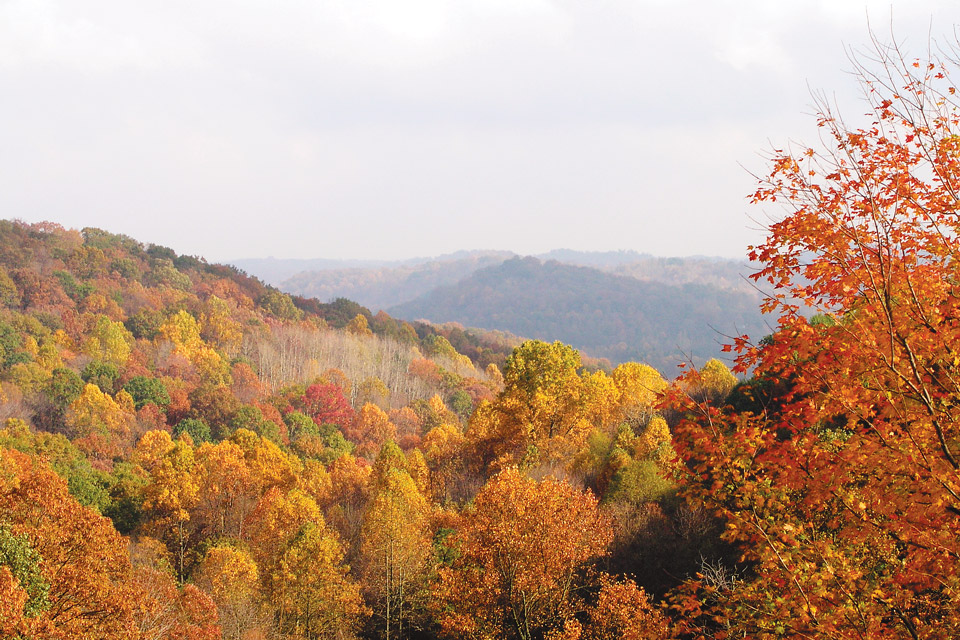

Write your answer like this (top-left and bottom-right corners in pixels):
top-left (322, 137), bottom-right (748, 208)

top-left (324, 453), bottom-right (372, 543)
top-left (81, 315), bottom-right (133, 366)
top-left (611, 362), bottom-right (667, 431)
top-left (632, 415), bottom-right (673, 463)
top-left (360, 441), bottom-right (433, 639)
top-left (421, 423), bottom-right (465, 503)
top-left (468, 341), bottom-right (618, 470)
top-left (200, 296), bottom-right (243, 356)
top-left (683, 357), bottom-right (736, 404)
top-left (549, 576), bottom-right (670, 640)
top-left (193, 545), bottom-right (261, 640)
top-left (159, 309), bottom-right (230, 385)
top-left (135, 430), bottom-right (200, 582)
top-left (349, 402), bottom-right (397, 459)
top-left (159, 309), bottom-right (203, 352)
top-left (346, 313), bottom-right (373, 337)
top-left (273, 520), bottom-right (367, 639)
top-left (484, 363), bottom-right (504, 392)
top-left (194, 428), bottom-right (299, 539)
top-left (576, 371), bottom-right (620, 450)
top-left (427, 395), bottom-right (458, 428)
top-left (405, 448), bottom-right (431, 500)
top-left (298, 458), bottom-right (333, 507)
top-left (66, 383), bottom-right (134, 459)
top-left (243, 487), bottom-right (323, 605)
top-left (229, 427), bottom-right (300, 494)
top-left (194, 439), bottom-right (253, 539)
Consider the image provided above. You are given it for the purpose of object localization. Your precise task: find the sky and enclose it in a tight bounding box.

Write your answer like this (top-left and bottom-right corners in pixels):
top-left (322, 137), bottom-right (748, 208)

top-left (2, 1), bottom-right (959, 263)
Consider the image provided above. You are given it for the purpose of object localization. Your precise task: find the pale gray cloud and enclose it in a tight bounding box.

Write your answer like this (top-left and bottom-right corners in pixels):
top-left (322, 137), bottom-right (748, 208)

top-left (1, 0), bottom-right (957, 261)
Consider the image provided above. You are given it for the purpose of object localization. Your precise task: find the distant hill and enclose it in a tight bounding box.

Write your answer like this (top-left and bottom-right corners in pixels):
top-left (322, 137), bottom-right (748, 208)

top-left (229, 256), bottom-right (398, 286)
top-left (231, 250), bottom-right (768, 372)
top-left (388, 257), bottom-right (768, 373)
top-left (608, 256), bottom-right (758, 294)
top-left (236, 250), bottom-right (759, 310)
top-left (277, 251), bottom-right (514, 312)
top-left (537, 249), bottom-right (653, 268)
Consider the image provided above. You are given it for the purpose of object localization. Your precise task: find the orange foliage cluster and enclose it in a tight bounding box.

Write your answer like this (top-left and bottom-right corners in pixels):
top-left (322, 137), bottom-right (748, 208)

top-left (669, 34), bottom-right (960, 640)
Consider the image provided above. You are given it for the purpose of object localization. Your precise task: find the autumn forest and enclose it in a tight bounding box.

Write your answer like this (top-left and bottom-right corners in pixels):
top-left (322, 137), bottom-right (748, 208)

top-left (5, 37), bottom-right (960, 640)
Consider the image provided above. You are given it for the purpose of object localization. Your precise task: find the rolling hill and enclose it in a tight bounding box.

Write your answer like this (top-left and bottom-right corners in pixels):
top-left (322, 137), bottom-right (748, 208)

top-left (387, 256), bottom-right (768, 372)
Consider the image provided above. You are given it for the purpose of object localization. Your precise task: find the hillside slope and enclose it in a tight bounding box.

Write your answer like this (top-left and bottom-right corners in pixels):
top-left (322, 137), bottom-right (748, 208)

top-left (389, 256), bottom-right (767, 372)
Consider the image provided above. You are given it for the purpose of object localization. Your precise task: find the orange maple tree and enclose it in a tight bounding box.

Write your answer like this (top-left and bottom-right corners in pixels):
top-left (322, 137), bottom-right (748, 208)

top-left (433, 468), bottom-right (612, 640)
top-left (549, 576), bottom-right (670, 640)
top-left (0, 448), bottom-right (135, 638)
top-left (670, 33), bottom-right (960, 639)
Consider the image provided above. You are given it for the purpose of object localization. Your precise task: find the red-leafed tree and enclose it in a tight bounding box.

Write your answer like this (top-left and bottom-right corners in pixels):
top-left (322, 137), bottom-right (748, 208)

top-left (300, 382), bottom-right (355, 429)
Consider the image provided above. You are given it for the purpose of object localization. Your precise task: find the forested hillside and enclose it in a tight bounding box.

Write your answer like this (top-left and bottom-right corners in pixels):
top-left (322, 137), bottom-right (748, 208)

top-left (0, 219), bottom-right (721, 639)
top-left (9, 55), bottom-right (960, 636)
top-left (389, 256), bottom-right (766, 371)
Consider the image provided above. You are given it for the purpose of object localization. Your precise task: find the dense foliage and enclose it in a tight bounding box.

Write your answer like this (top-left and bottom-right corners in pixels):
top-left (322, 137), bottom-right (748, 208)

top-left (0, 220), bottom-right (699, 639)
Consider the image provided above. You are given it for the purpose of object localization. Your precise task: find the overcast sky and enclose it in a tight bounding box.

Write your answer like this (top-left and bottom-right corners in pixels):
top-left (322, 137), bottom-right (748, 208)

top-left (2, 1), bottom-right (958, 263)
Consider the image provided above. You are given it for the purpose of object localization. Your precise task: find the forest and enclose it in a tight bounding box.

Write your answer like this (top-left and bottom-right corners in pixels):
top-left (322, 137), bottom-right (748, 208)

top-left (3, 36), bottom-right (960, 640)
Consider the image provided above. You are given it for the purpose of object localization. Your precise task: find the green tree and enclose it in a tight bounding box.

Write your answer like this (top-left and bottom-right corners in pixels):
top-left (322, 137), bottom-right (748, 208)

top-left (35, 366), bottom-right (84, 430)
top-left (173, 418), bottom-right (211, 444)
top-left (81, 361), bottom-right (119, 394)
top-left (123, 376), bottom-right (171, 411)
top-left (0, 525), bottom-right (50, 618)
top-left (260, 290), bottom-right (303, 321)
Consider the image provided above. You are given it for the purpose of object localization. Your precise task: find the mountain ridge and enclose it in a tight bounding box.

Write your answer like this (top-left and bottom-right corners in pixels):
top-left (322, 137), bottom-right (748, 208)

top-left (387, 256), bottom-right (767, 372)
